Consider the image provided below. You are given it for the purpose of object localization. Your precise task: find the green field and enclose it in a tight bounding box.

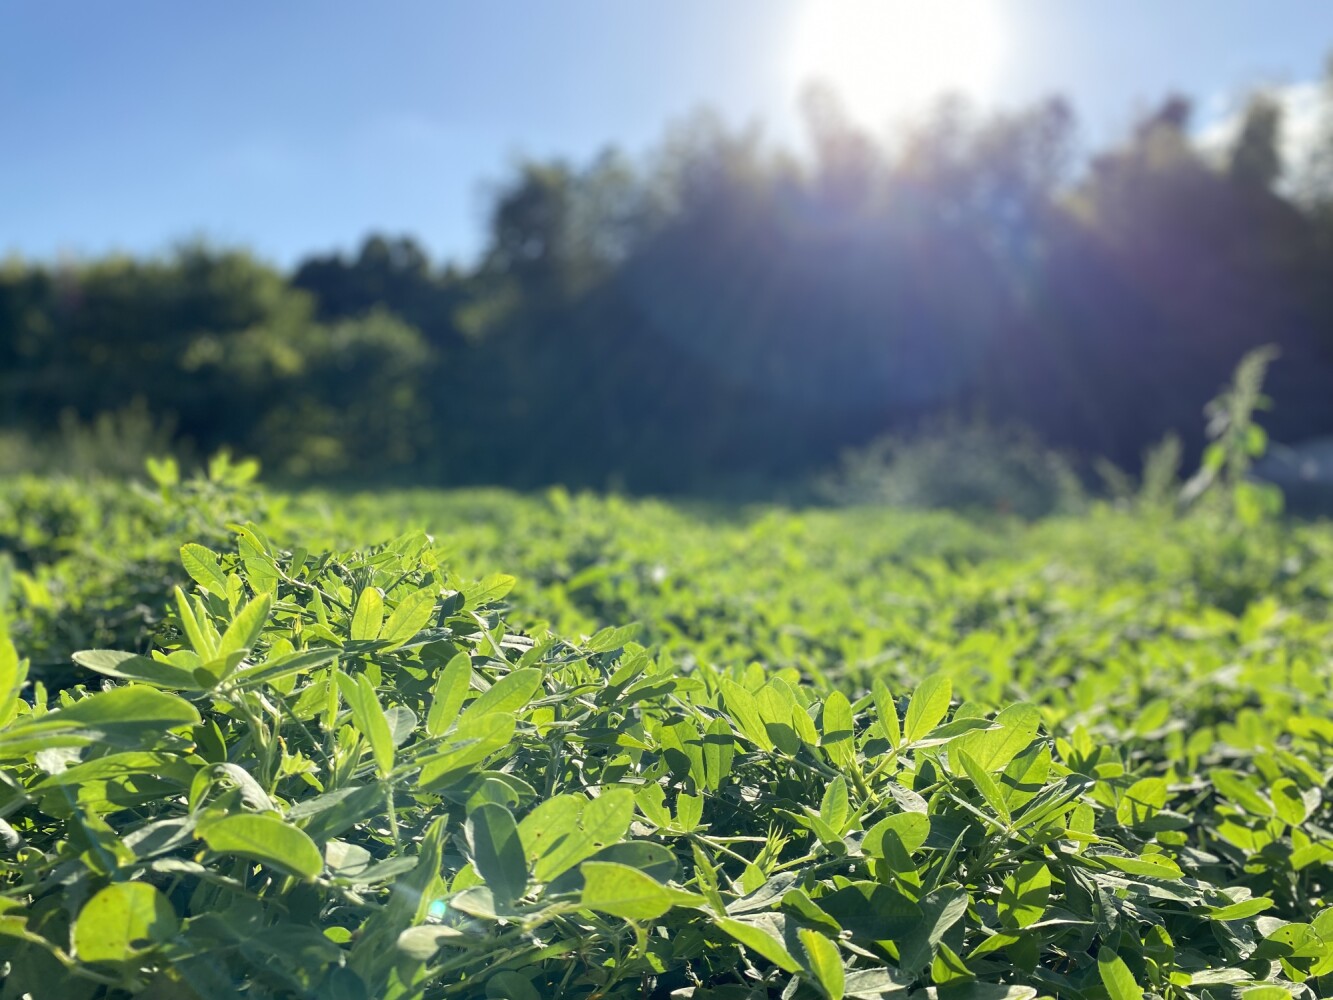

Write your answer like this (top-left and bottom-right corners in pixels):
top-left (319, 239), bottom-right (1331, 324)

top-left (2, 468), bottom-right (1332, 999)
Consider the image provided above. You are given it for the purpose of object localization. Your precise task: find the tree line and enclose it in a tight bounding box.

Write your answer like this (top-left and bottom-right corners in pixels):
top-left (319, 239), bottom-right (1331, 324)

top-left (5, 80), bottom-right (1333, 494)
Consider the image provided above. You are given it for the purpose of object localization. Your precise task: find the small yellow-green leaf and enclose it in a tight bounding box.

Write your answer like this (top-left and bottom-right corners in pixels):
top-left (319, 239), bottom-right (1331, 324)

top-left (180, 543), bottom-right (229, 600)
top-left (174, 586), bottom-right (216, 660)
top-left (336, 671), bottom-right (395, 777)
top-left (351, 587), bottom-right (385, 641)
top-left (426, 652), bottom-right (472, 736)
top-left (1204, 897), bottom-right (1274, 921)
top-left (799, 928), bottom-right (845, 1000)
top-left (218, 593), bottom-right (273, 660)
top-left (872, 678), bottom-right (901, 748)
top-left (580, 861), bottom-right (699, 921)
top-left (821, 690), bottom-right (855, 767)
top-left (380, 588), bottom-right (438, 650)
top-left (0, 630), bottom-right (22, 727)
top-left (73, 882), bottom-right (178, 962)
top-left (1270, 778), bottom-right (1308, 826)
top-left (713, 915), bottom-right (801, 972)
top-left (904, 675), bottom-right (951, 744)
top-left (461, 668), bottom-right (542, 721)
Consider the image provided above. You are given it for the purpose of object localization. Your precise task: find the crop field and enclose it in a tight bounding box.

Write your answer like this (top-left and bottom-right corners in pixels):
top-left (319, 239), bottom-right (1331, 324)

top-left (2, 464), bottom-right (1332, 999)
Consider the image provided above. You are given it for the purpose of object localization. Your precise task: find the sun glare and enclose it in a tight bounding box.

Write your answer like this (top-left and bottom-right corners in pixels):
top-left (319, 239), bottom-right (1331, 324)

top-left (788, 1), bottom-right (1005, 126)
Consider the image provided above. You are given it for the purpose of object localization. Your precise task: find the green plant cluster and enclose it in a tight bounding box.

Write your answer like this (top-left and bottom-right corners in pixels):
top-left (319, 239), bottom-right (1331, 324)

top-left (2, 475), bottom-right (1332, 998)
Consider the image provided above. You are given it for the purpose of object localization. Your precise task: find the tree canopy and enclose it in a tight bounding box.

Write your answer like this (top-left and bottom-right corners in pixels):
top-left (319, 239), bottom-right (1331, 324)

top-left (5, 80), bottom-right (1333, 493)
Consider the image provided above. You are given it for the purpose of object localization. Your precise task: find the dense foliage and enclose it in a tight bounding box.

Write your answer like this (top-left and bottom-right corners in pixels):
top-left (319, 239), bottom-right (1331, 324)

top-left (8, 77), bottom-right (1333, 491)
top-left (2, 464), bottom-right (1332, 998)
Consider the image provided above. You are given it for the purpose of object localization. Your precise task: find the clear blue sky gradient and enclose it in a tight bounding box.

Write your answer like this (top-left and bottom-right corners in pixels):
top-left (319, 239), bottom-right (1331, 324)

top-left (5, 2), bottom-right (1333, 268)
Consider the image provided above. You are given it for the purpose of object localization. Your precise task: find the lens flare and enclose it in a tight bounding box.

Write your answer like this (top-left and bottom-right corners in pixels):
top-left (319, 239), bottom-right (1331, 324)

top-left (788, 1), bottom-right (1006, 125)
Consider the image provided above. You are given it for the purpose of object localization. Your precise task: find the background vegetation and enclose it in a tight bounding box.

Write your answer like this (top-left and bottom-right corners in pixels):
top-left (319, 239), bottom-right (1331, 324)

top-left (8, 74), bottom-right (1333, 496)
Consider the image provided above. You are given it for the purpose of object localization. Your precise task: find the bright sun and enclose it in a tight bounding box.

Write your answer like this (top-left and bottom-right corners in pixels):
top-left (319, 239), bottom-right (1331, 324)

top-left (788, 1), bottom-right (1005, 126)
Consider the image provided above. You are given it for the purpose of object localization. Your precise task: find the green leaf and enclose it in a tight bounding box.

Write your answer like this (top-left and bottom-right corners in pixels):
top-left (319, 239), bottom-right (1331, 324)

top-left (467, 573), bottom-right (516, 608)
top-left (1116, 777), bottom-right (1167, 827)
top-left (0, 630), bottom-right (21, 727)
top-left (466, 803), bottom-right (527, 906)
top-left (417, 713), bottom-right (515, 790)
top-left (1209, 768), bottom-right (1273, 817)
top-left (713, 915), bottom-right (801, 972)
top-left (1097, 950), bottom-right (1144, 1000)
top-left (1270, 778), bottom-right (1308, 825)
top-left (904, 675), bottom-right (951, 744)
top-left (72, 882), bottom-right (178, 962)
top-left (337, 671), bottom-right (395, 777)
top-left (956, 747), bottom-right (1011, 822)
top-left (351, 587), bottom-right (385, 641)
top-left (585, 623), bottom-right (640, 652)
top-left (532, 787), bottom-right (635, 882)
top-left (518, 795), bottom-right (584, 862)
top-left (863, 812), bottom-right (930, 866)
top-left (799, 927), bottom-right (845, 1000)
top-left (425, 651), bottom-right (473, 736)
top-left (72, 649), bottom-right (208, 691)
top-left (579, 861), bottom-right (698, 921)
top-left (1204, 898), bottom-right (1274, 921)
top-left (677, 791), bottom-right (704, 831)
top-left (197, 813), bottom-right (323, 880)
top-left (998, 861), bottom-right (1050, 929)
top-left (1093, 852), bottom-right (1184, 880)
top-left (822, 690), bottom-right (855, 767)
top-left (486, 971), bottom-right (542, 1000)
top-left (232, 647), bottom-right (340, 688)
top-left (719, 678), bottom-right (775, 752)
top-left (180, 543), bottom-right (229, 600)
top-left (379, 588), bottom-right (438, 650)
top-left (935, 986), bottom-right (1037, 1000)
top-left (898, 887), bottom-right (968, 973)
top-left (0, 686), bottom-right (201, 755)
top-left (872, 678), bottom-right (901, 748)
top-left (1001, 744), bottom-right (1051, 811)
top-left (820, 776), bottom-right (850, 832)
top-left (461, 667), bottom-right (542, 721)
top-left (217, 592), bottom-right (273, 660)
top-left (949, 702), bottom-right (1040, 775)
top-left (174, 585), bottom-right (217, 660)
top-left (702, 716), bottom-right (735, 791)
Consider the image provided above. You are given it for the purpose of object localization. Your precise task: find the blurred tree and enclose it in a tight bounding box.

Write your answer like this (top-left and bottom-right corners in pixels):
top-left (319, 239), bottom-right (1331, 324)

top-left (293, 234), bottom-right (464, 351)
top-left (1228, 93), bottom-right (1284, 190)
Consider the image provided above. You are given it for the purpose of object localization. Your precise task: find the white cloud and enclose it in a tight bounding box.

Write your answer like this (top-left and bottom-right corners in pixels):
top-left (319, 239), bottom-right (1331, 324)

top-left (1195, 79), bottom-right (1329, 194)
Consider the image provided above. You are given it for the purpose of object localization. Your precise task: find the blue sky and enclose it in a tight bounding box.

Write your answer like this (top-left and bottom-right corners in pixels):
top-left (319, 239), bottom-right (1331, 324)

top-left (4, 2), bottom-right (1333, 268)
